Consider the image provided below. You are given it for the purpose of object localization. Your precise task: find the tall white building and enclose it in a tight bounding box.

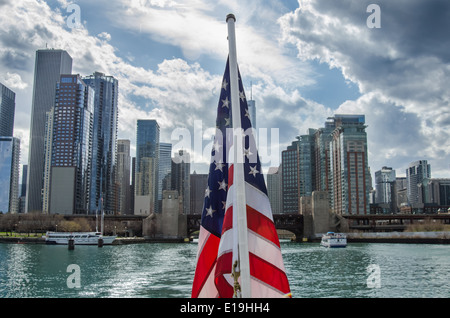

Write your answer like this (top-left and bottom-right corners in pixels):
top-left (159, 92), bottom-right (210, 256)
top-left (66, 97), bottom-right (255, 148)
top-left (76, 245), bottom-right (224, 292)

top-left (375, 166), bottom-right (396, 204)
top-left (406, 160), bottom-right (430, 207)
top-left (247, 99), bottom-right (256, 129)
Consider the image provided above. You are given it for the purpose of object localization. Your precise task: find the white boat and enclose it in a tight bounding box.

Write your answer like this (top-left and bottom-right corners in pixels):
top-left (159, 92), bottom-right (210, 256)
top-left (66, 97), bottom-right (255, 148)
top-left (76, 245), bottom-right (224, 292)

top-left (320, 232), bottom-right (347, 248)
top-left (44, 231), bottom-right (116, 245)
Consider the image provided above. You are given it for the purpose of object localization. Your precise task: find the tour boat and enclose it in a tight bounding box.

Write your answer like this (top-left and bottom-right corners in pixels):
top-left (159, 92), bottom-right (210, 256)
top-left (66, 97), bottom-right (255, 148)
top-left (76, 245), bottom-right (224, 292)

top-left (320, 232), bottom-right (347, 248)
top-left (44, 197), bottom-right (116, 245)
top-left (44, 231), bottom-right (116, 245)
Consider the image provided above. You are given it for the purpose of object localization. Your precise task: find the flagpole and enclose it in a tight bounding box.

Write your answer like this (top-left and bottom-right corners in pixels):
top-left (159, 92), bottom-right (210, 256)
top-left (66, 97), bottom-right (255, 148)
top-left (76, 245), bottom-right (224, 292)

top-left (226, 13), bottom-right (251, 298)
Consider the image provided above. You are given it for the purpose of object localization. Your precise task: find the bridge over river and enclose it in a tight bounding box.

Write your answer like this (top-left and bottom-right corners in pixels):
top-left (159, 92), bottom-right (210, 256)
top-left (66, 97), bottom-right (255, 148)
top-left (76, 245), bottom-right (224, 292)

top-left (50, 212), bottom-right (450, 240)
top-left (187, 213), bottom-right (304, 238)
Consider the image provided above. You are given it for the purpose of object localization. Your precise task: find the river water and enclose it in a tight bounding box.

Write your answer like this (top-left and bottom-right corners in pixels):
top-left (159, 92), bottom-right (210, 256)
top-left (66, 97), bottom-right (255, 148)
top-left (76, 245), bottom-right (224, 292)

top-left (0, 242), bottom-right (448, 298)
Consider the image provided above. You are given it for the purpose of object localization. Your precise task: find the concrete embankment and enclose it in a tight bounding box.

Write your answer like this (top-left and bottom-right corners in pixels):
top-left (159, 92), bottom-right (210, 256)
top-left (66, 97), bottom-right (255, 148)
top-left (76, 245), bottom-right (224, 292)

top-left (346, 231), bottom-right (450, 244)
top-left (0, 237), bottom-right (45, 244)
top-left (2, 233), bottom-right (449, 244)
top-left (0, 236), bottom-right (190, 244)
top-left (113, 237), bottom-right (190, 244)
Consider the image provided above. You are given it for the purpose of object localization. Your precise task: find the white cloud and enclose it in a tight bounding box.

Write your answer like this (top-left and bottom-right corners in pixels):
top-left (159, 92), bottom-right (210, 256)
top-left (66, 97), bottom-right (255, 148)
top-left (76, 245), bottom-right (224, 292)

top-left (101, 0), bottom-right (315, 88)
top-left (279, 0), bottom-right (450, 177)
top-left (1, 0), bottom-right (325, 174)
top-left (97, 32), bottom-right (111, 41)
top-left (1, 72), bottom-right (28, 90)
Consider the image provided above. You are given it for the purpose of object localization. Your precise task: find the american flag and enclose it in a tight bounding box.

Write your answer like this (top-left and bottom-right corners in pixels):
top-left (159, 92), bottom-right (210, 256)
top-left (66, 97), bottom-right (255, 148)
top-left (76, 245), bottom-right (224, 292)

top-left (191, 58), bottom-right (291, 298)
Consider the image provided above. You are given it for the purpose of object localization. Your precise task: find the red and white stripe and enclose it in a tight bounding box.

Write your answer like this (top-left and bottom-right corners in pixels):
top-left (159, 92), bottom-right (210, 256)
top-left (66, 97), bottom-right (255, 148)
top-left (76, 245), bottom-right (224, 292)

top-left (192, 226), bottom-right (220, 298)
top-left (214, 164), bottom-right (291, 298)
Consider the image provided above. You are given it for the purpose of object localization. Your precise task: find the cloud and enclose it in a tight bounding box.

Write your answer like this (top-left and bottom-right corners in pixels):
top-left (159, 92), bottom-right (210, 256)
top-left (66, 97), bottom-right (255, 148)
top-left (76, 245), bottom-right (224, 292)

top-left (1, 0), bottom-right (327, 175)
top-left (100, 0), bottom-right (315, 87)
top-left (0, 1), bottom-right (237, 171)
top-left (279, 0), bottom-right (450, 177)
top-left (0, 72), bottom-right (28, 90)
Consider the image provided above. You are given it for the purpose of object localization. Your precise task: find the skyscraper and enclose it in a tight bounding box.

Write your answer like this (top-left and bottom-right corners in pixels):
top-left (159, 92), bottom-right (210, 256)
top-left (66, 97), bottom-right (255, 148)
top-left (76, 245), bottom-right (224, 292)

top-left (116, 139), bottom-right (131, 215)
top-left (18, 164), bottom-right (27, 213)
top-left (26, 49), bottom-right (72, 213)
top-left (374, 166), bottom-right (396, 213)
top-left (0, 83), bottom-right (16, 137)
top-left (171, 149), bottom-right (190, 214)
top-left (49, 74), bottom-right (94, 214)
top-left (267, 166), bottom-right (282, 214)
top-left (314, 120), bottom-right (335, 192)
top-left (247, 99), bottom-right (256, 129)
top-left (406, 160), bottom-right (431, 207)
top-left (190, 172), bottom-right (208, 215)
top-left (0, 137), bottom-right (20, 214)
top-left (83, 72), bottom-right (119, 214)
top-left (135, 119), bottom-right (159, 215)
top-left (421, 178), bottom-right (450, 206)
top-left (158, 142), bottom-right (172, 212)
top-left (42, 108), bottom-right (54, 214)
top-left (298, 129), bottom-right (316, 197)
top-left (329, 115), bottom-right (371, 215)
top-left (282, 138), bottom-right (299, 214)
top-left (281, 129), bottom-right (317, 214)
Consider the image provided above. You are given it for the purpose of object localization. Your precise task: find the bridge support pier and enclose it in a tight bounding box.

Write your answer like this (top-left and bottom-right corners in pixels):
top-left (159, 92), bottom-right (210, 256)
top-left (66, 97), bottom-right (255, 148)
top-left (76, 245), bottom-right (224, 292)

top-left (143, 190), bottom-right (188, 240)
top-left (302, 191), bottom-right (349, 240)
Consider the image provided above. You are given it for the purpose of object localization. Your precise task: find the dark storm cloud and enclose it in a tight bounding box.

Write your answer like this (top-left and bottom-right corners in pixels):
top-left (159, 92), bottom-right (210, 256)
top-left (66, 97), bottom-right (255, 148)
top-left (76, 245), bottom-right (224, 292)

top-left (279, 0), bottom-right (450, 176)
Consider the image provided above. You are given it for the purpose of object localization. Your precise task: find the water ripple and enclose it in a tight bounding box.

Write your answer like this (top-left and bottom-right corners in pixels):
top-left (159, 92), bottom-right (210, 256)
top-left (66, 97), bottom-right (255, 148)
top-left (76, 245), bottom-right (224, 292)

top-left (0, 242), bottom-right (448, 298)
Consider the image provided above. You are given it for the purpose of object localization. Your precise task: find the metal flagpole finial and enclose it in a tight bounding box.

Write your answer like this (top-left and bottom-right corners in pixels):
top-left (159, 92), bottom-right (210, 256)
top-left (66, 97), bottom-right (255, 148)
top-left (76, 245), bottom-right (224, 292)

top-left (226, 13), bottom-right (236, 22)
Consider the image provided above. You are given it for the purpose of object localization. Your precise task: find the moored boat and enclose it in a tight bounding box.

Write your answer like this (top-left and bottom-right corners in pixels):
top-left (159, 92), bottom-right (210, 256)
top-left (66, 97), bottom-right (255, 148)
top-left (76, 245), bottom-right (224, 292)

top-left (320, 232), bottom-right (347, 248)
top-left (44, 232), bottom-right (116, 245)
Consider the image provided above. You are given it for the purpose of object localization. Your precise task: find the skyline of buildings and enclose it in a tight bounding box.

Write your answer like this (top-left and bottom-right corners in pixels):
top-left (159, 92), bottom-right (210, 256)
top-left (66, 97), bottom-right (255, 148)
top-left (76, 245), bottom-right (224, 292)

top-left (280, 114), bottom-right (371, 216)
top-left (2, 48), bottom-right (450, 216)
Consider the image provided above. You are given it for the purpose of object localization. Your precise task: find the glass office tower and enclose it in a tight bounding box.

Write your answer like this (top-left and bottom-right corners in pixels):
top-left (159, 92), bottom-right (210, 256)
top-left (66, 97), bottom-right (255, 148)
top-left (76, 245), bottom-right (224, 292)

top-left (0, 137), bottom-right (20, 214)
top-left (282, 138), bottom-right (300, 214)
top-left (26, 49), bottom-right (72, 213)
top-left (247, 99), bottom-right (256, 129)
top-left (135, 119), bottom-right (160, 214)
top-left (83, 72), bottom-right (119, 214)
top-left (171, 149), bottom-right (190, 214)
top-left (406, 160), bottom-right (431, 207)
top-left (49, 74), bottom-right (94, 214)
top-left (116, 139), bottom-right (131, 215)
top-left (0, 83), bottom-right (16, 137)
top-left (158, 142), bottom-right (172, 212)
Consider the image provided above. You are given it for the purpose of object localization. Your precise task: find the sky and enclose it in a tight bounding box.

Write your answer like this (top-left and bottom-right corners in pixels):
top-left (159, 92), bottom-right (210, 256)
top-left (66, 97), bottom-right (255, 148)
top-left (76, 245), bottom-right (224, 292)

top-left (1, 0), bottom-right (450, 180)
